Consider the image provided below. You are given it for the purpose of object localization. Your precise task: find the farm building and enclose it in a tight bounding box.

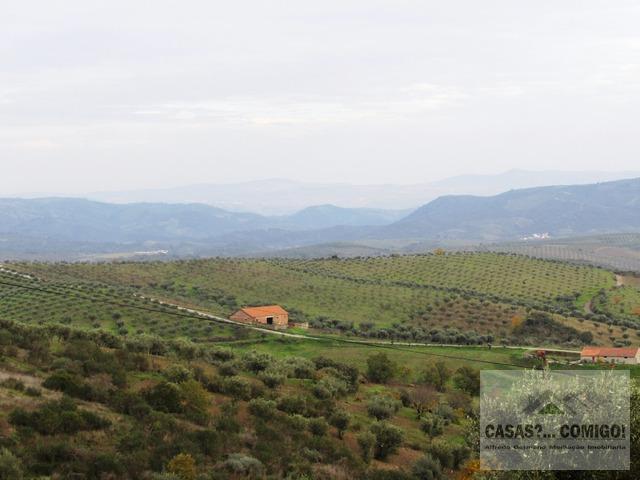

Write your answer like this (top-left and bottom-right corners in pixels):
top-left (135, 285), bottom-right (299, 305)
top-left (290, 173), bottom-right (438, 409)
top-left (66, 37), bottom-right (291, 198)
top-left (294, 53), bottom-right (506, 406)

top-left (580, 346), bottom-right (640, 364)
top-left (230, 305), bottom-right (289, 330)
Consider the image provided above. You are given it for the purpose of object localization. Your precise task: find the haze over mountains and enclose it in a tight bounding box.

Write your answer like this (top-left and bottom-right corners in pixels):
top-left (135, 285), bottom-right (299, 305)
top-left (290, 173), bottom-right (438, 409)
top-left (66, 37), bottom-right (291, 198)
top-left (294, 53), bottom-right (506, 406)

top-left (61, 169), bottom-right (640, 215)
top-left (1, 171), bottom-right (640, 261)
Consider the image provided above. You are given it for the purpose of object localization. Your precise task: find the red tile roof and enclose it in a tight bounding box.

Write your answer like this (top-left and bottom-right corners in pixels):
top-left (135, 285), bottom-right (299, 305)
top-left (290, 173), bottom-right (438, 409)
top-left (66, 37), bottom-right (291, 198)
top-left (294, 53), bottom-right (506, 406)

top-left (240, 305), bottom-right (288, 318)
top-left (581, 347), bottom-right (639, 358)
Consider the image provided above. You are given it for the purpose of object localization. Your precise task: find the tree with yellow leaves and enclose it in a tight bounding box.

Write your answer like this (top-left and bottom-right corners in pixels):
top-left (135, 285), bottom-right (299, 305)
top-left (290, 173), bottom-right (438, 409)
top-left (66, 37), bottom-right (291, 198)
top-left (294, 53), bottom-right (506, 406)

top-left (167, 453), bottom-right (196, 480)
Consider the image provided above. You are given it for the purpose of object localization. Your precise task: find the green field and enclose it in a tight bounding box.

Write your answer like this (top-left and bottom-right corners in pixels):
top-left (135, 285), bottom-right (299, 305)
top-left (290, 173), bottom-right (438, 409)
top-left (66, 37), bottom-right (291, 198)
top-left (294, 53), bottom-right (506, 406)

top-left (9, 252), bottom-right (637, 347)
top-left (1, 254), bottom-right (639, 479)
top-left (0, 269), bottom-right (250, 344)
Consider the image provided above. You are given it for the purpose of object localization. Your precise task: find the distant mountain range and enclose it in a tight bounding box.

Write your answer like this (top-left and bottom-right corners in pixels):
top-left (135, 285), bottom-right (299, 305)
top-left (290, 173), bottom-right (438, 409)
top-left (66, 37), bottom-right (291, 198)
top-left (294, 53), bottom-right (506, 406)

top-left (1, 176), bottom-right (640, 260)
top-left (376, 177), bottom-right (640, 242)
top-left (0, 199), bottom-right (408, 240)
top-left (53, 169), bottom-right (640, 215)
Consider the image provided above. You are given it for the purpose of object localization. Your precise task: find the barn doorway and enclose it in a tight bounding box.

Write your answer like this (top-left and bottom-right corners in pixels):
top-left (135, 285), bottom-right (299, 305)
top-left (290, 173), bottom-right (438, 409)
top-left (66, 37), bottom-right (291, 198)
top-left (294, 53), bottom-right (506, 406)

top-left (266, 317), bottom-right (274, 325)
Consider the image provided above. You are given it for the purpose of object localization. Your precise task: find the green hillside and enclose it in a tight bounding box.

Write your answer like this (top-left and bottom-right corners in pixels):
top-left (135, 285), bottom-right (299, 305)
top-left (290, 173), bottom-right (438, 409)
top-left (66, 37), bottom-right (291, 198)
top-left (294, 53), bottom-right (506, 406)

top-left (0, 269), bottom-right (249, 345)
top-left (7, 252), bottom-right (636, 347)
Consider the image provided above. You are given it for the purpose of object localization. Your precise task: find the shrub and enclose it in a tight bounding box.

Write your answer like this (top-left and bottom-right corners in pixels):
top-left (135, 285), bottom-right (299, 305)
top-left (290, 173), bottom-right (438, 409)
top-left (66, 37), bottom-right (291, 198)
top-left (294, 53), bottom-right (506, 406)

top-left (166, 453), bottom-right (197, 480)
top-left (25, 386), bottom-right (41, 397)
top-left (424, 440), bottom-right (468, 470)
top-left (0, 448), bottom-right (23, 480)
top-left (411, 453), bottom-right (442, 480)
top-left (9, 397), bottom-right (110, 435)
top-left (258, 369), bottom-right (286, 389)
top-left (110, 390), bottom-right (151, 419)
top-left (218, 361), bottom-right (240, 377)
top-left (179, 379), bottom-right (210, 425)
top-left (145, 381), bottom-right (183, 413)
top-left (43, 371), bottom-right (94, 400)
top-left (367, 395), bottom-right (400, 420)
top-left (248, 398), bottom-right (277, 420)
top-left (308, 417), bottom-right (329, 437)
top-left (366, 353), bottom-right (396, 383)
top-left (420, 361), bottom-right (451, 392)
top-left (0, 378), bottom-right (25, 391)
top-left (221, 376), bottom-right (253, 401)
top-left (277, 395), bottom-right (307, 415)
top-left (163, 365), bottom-right (192, 383)
top-left (370, 422), bottom-right (404, 460)
top-left (222, 453), bottom-right (264, 477)
top-left (419, 414), bottom-right (443, 437)
top-left (356, 431), bottom-right (376, 464)
top-left (435, 404), bottom-right (456, 424)
top-left (242, 351), bottom-right (274, 373)
top-left (285, 356), bottom-right (316, 379)
top-left (452, 366), bottom-right (480, 395)
top-left (329, 410), bottom-right (350, 438)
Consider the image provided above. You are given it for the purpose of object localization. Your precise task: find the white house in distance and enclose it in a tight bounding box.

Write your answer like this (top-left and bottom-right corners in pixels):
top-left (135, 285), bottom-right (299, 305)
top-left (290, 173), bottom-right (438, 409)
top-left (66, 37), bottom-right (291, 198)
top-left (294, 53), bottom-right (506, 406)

top-left (580, 346), bottom-right (640, 365)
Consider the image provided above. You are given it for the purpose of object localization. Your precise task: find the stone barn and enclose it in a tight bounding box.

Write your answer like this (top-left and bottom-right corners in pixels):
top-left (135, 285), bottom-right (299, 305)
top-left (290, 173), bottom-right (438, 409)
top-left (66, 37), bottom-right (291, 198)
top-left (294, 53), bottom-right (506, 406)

top-left (230, 305), bottom-right (289, 330)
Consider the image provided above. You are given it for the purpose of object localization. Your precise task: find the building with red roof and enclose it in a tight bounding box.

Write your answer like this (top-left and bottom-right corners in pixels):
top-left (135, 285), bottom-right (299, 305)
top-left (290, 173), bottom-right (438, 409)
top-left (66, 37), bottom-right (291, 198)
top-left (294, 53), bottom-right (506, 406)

top-left (230, 305), bottom-right (289, 330)
top-left (580, 346), bottom-right (640, 364)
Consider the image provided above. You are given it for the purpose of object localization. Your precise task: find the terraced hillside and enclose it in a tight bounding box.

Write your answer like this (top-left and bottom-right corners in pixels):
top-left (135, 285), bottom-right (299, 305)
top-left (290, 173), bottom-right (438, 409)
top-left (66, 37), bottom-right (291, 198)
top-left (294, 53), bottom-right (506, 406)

top-left (8, 252), bottom-right (636, 347)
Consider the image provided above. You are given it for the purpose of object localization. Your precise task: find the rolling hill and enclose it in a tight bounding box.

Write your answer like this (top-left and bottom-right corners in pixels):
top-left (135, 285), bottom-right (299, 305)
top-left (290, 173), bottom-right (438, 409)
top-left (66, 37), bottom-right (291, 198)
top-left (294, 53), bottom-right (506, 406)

top-left (2, 177), bottom-right (640, 260)
top-left (377, 177), bottom-right (640, 242)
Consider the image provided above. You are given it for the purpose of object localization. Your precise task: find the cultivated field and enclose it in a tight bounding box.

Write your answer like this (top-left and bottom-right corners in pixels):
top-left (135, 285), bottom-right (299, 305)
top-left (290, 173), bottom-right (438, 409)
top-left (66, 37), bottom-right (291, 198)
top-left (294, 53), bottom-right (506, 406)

top-left (6, 252), bottom-right (639, 347)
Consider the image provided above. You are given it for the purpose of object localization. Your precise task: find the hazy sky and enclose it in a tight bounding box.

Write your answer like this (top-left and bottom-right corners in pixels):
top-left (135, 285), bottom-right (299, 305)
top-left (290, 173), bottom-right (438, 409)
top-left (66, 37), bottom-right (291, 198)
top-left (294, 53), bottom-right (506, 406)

top-left (2, 1), bottom-right (640, 194)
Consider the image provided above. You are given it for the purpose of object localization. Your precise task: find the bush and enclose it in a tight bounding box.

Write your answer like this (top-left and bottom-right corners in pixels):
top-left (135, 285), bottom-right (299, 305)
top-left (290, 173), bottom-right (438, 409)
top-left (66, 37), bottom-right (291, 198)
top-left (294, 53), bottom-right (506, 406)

top-left (110, 390), bottom-right (151, 419)
top-left (178, 379), bottom-right (210, 424)
top-left (357, 431), bottom-right (376, 464)
top-left (329, 410), bottom-right (350, 438)
top-left (144, 381), bottom-right (183, 413)
top-left (411, 453), bottom-right (442, 480)
top-left (424, 440), bottom-right (468, 470)
top-left (221, 376), bottom-right (253, 401)
top-left (258, 369), bottom-right (286, 389)
top-left (43, 371), bottom-right (95, 400)
top-left (419, 414), bottom-right (444, 437)
top-left (166, 453), bottom-right (197, 480)
top-left (222, 453), bottom-right (264, 477)
top-left (9, 397), bottom-right (110, 435)
top-left (285, 356), bottom-right (316, 379)
top-left (0, 378), bottom-right (24, 391)
top-left (308, 417), bottom-right (329, 436)
top-left (248, 398), bottom-right (277, 419)
top-left (420, 361), bottom-right (450, 392)
top-left (218, 361), bottom-right (240, 377)
top-left (366, 353), bottom-right (396, 383)
top-left (0, 448), bottom-right (23, 480)
top-left (242, 351), bottom-right (274, 373)
top-left (370, 422), bottom-right (404, 460)
top-left (277, 395), bottom-right (307, 415)
top-left (367, 395), bottom-right (400, 420)
top-left (452, 366), bottom-right (480, 395)
top-left (435, 404), bottom-right (456, 424)
top-left (163, 365), bottom-right (192, 383)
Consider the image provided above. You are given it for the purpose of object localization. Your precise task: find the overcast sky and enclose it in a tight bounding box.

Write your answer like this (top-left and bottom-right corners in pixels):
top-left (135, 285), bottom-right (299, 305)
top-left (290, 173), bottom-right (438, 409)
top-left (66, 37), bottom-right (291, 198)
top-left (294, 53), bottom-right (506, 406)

top-left (2, 0), bottom-right (640, 194)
